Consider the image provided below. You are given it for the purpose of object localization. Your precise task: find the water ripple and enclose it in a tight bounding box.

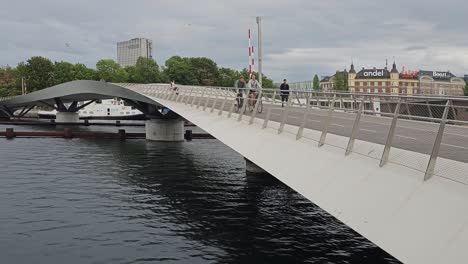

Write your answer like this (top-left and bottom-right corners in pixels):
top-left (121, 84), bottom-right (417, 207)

top-left (0, 130), bottom-right (400, 264)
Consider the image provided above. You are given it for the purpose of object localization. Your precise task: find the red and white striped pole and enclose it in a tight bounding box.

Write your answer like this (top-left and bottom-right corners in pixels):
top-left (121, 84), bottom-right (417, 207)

top-left (248, 29), bottom-right (255, 78)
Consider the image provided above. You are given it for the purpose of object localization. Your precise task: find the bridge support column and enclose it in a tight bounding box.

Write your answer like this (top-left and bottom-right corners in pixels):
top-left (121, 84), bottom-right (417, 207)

top-left (56, 112), bottom-right (79, 123)
top-left (245, 158), bottom-right (268, 175)
top-left (145, 118), bottom-right (184, 142)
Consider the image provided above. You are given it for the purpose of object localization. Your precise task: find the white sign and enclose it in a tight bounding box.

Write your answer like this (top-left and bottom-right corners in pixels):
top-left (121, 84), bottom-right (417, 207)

top-left (364, 70), bottom-right (384, 77)
top-left (433, 71), bottom-right (448, 78)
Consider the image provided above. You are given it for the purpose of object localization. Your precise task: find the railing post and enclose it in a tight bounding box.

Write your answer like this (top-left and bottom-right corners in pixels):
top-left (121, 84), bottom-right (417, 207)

top-left (345, 99), bottom-right (365, 156)
top-left (318, 94), bottom-right (336, 147)
top-left (164, 87), bottom-right (172, 100)
top-left (296, 95), bottom-right (312, 140)
top-left (197, 87), bottom-right (206, 109)
top-left (219, 89), bottom-right (230, 116)
top-left (424, 100), bottom-right (451, 181)
top-left (379, 99), bottom-right (402, 167)
top-left (185, 87), bottom-right (194, 105)
top-left (426, 99), bottom-right (433, 118)
top-left (278, 93), bottom-right (293, 134)
top-left (203, 87), bottom-right (211, 111)
top-left (262, 91), bottom-right (276, 129)
top-left (237, 89), bottom-right (249, 122)
top-left (227, 89), bottom-right (238, 118)
top-left (211, 89), bottom-right (220, 113)
top-left (405, 102), bottom-right (412, 120)
top-left (249, 90), bottom-right (263, 125)
top-left (190, 87), bottom-right (198, 107)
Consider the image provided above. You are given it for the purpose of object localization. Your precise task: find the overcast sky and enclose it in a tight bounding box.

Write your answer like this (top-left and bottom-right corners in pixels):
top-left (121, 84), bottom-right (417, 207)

top-left (1, 0), bottom-right (467, 81)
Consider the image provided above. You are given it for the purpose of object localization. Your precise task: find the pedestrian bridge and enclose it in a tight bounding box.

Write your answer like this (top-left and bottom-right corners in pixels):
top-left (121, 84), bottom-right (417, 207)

top-left (2, 80), bottom-right (468, 264)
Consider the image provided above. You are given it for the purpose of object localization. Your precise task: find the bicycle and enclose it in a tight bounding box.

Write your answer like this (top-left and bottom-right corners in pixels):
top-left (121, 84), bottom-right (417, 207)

top-left (234, 93), bottom-right (245, 113)
top-left (246, 92), bottom-right (263, 114)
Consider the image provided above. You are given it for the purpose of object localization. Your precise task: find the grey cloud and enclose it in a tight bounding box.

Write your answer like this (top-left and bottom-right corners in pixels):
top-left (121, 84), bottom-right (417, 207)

top-left (0, 0), bottom-right (467, 82)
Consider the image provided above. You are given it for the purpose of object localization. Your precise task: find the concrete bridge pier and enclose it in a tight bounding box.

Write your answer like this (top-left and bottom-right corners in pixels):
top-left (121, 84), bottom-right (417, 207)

top-left (145, 118), bottom-right (184, 142)
top-left (56, 112), bottom-right (79, 123)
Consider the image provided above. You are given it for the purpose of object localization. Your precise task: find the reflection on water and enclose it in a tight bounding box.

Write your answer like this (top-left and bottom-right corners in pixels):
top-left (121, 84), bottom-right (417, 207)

top-left (0, 129), bottom-right (400, 263)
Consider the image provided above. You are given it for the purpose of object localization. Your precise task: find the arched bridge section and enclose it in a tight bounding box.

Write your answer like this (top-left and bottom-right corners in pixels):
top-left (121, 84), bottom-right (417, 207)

top-left (2, 80), bottom-right (468, 264)
top-left (0, 80), bottom-right (163, 118)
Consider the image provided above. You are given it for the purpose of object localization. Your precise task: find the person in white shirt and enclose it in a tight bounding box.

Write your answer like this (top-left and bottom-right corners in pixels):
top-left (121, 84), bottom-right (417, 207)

top-left (247, 73), bottom-right (262, 110)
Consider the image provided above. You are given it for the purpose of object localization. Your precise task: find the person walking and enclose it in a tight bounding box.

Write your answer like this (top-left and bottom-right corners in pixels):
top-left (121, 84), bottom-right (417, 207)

top-left (234, 76), bottom-right (246, 110)
top-left (279, 79), bottom-right (290, 107)
top-left (247, 73), bottom-right (261, 111)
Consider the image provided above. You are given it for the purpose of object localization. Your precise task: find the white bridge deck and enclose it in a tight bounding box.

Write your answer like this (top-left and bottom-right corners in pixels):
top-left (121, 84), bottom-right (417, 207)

top-left (2, 80), bottom-right (468, 264)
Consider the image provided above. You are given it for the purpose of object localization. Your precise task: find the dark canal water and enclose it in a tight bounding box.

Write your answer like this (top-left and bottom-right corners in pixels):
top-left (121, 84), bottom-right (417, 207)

top-left (0, 125), bottom-right (400, 263)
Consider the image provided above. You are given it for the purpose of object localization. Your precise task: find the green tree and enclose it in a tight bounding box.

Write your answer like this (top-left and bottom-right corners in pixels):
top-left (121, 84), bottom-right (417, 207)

top-left (96, 59), bottom-right (128, 82)
top-left (217, 67), bottom-right (240, 87)
top-left (333, 71), bottom-right (348, 91)
top-left (163, 56), bottom-right (197, 85)
top-left (17, 56), bottom-right (54, 92)
top-left (465, 81), bottom-right (468, 96)
top-left (131, 57), bottom-right (161, 83)
top-left (189, 57), bottom-right (219, 86)
top-left (74, 63), bottom-right (97, 80)
top-left (261, 74), bottom-right (274, 88)
top-left (53, 61), bottom-right (75, 85)
top-left (0, 66), bottom-right (21, 96)
top-left (313, 74), bottom-right (320, 90)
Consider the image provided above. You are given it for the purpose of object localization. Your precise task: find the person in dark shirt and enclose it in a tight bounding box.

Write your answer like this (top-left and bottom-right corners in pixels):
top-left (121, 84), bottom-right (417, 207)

top-left (279, 79), bottom-right (290, 107)
top-left (234, 76), bottom-right (246, 110)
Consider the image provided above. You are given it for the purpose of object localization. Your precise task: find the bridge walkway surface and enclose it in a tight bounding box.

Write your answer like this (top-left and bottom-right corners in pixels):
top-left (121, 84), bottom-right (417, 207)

top-left (121, 83), bottom-right (468, 264)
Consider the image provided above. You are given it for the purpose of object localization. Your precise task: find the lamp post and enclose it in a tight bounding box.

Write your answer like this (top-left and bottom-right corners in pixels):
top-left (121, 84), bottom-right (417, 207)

top-left (256, 16), bottom-right (262, 87)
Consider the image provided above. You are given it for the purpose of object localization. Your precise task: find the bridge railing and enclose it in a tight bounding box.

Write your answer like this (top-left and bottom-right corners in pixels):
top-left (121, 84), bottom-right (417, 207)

top-left (123, 83), bottom-right (468, 184)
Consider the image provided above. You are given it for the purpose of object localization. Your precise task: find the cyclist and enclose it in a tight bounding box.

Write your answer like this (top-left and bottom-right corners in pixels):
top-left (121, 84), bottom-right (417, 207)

top-left (247, 73), bottom-right (262, 111)
top-left (234, 76), bottom-right (246, 110)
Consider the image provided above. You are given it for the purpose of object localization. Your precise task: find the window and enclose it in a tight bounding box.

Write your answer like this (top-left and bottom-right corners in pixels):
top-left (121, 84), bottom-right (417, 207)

top-left (374, 82), bottom-right (378, 86)
top-left (374, 88), bottom-right (378, 93)
top-left (382, 88), bottom-right (386, 93)
top-left (359, 89), bottom-right (364, 93)
top-left (367, 82), bottom-right (371, 86)
top-left (367, 89), bottom-right (371, 93)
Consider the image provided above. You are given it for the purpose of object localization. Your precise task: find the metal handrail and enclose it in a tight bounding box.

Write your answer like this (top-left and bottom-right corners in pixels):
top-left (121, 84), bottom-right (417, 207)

top-left (124, 83), bottom-right (468, 183)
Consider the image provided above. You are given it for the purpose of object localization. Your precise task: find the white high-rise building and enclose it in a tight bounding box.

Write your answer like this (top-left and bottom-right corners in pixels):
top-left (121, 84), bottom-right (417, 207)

top-left (117, 38), bottom-right (153, 67)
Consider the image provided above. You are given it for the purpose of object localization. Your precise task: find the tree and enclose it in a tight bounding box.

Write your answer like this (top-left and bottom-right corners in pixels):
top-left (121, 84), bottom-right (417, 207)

top-left (163, 56), bottom-right (197, 85)
top-left (261, 74), bottom-right (274, 88)
top-left (313, 74), bottom-right (320, 90)
top-left (53, 61), bottom-right (75, 85)
top-left (333, 71), bottom-right (348, 91)
top-left (217, 67), bottom-right (240, 87)
top-left (129, 57), bottom-right (161, 83)
top-left (96, 59), bottom-right (127, 82)
top-left (189, 57), bottom-right (219, 86)
top-left (17, 56), bottom-right (54, 92)
top-left (465, 81), bottom-right (468, 96)
top-left (0, 66), bottom-right (21, 96)
top-left (74, 63), bottom-right (97, 80)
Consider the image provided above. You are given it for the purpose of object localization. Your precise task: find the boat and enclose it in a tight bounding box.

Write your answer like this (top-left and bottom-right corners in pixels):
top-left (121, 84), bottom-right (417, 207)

top-left (37, 99), bottom-right (145, 120)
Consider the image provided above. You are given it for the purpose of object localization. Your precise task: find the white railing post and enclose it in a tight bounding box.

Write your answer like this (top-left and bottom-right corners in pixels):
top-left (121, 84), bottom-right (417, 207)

top-left (318, 94), bottom-right (337, 147)
top-left (424, 100), bottom-right (451, 181)
top-left (249, 90), bottom-right (263, 125)
top-left (262, 91), bottom-right (276, 129)
top-left (296, 94), bottom-right (312, 140)
top-left (380, 99), bottom-right (402, 167)
top-left (211, 88), bottom-right (220, 113)
top-left (345, 99), bottom-right (365, 156)
top-left (197, 87), bottom-right (206, 109)
top-left (278, 93), bottom-right (293, 134)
